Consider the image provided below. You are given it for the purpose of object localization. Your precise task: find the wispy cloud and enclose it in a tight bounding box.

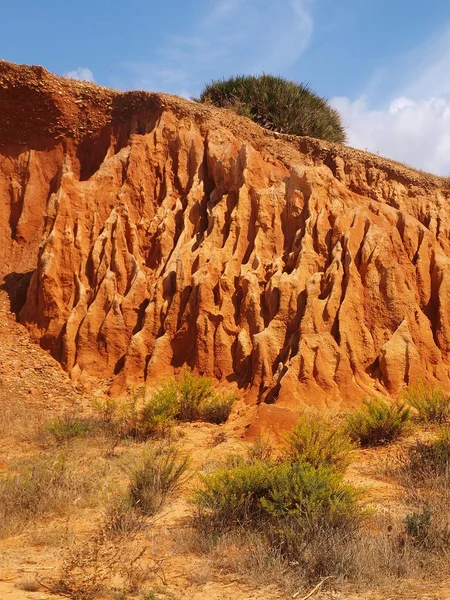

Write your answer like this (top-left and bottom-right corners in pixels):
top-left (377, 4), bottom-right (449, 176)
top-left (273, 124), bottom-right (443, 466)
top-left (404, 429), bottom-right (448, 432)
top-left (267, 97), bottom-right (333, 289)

top-left (394, 24), bottom-right (450, 100)
top-left (121, 0), bottom-right (315, 97)
top-left (63, 67), bottom-right (95, 83)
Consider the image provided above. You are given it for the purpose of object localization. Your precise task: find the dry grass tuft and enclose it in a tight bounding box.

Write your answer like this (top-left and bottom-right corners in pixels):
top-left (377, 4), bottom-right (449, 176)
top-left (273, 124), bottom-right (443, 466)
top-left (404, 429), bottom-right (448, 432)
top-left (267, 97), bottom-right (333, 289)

top-left (102, 496), bottom-right (145, 540)
top-left (124, 443), bottom-right (190, 516)
top-left (0, 398), bottom-right (40, 441)
top-left (16, 577), bottom-right (40, 592)
top-left (0, 452), bottom-right (92, 538)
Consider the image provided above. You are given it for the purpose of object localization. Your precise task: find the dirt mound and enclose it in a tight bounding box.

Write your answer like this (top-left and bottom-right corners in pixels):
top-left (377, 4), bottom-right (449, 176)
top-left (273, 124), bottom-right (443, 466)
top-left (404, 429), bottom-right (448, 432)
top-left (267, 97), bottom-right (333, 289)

top-left (2, 60), bottom-right (450, 424)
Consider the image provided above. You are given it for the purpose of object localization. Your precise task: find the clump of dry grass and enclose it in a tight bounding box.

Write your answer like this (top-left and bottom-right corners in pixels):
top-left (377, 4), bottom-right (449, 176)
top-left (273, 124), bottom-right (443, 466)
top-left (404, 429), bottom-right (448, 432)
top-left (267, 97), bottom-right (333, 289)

top-left (52, 532), bottom-right (124, 600)
top-left (0, 398), bottom-right (40, 441)
top-left (16, 577), bottom-right (40, 592)
top-left (102, 496), bottom-right (145, 540)
top-left (393, 429), bottom-right (450, 555)
top-left (0, 452), bottom-right (91, 538)
top-left (124, 443), bottom-right (190, 516)
top-left (52, 532), bottom-right (166, 600)
top-left (101, 441), bottom-right (190, 543)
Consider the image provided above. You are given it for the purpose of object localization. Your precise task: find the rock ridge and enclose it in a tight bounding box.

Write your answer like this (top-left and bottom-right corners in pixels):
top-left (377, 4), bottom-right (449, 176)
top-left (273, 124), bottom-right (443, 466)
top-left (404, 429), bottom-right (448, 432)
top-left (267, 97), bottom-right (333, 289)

top-left (1, 60), bottom-right (450, 420)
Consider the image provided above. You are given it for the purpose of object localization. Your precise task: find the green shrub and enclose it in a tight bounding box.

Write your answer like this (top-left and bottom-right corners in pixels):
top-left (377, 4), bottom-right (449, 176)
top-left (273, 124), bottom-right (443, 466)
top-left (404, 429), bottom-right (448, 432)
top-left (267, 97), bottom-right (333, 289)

top-left (192, 437), bottom-right (365, 582)
top-left (346, 398), bottom-right (410, 447)
top-left (200, 393), bottom-right (236, 424)
top-left (404, 508), bottom-right (431, 543)
top-left (260, 461), bottom-right (360, 525)
top-left (176, 370), bottom-right (216, 421)
top-left (198, 74), bottom-right (346, 143)
top-left (194, 459), bottom-right (270, 525)
top-left (403, 380), bottom-right (450, 423)
top-left (92, 374), bottom-right (236, 441)
top-left (45, 415), bottom-right (91, 445)
top-left (284, 415), bottom-right (353, 471)
top-left (139, 382), bottom-right (178, 437)
top-left (126, 444), bottom-right (189, 516)
top-left (193, 458), bottom-right (361, 532)
top-left (140, 371), bottom-right (235, 431)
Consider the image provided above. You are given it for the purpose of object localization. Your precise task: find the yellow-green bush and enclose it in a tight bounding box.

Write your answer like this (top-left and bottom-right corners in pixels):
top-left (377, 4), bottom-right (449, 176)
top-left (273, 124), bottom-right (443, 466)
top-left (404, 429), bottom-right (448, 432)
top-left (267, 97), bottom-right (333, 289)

top-left (284, 414), bottom-right (354, 471)
top-left (193, 457), bottom-right (361, 532)
top-left (92, 373), bottom-right (236, 441)
top-left (140, 371), bottom-right (236, 432)
top-left (346, 398), bottom-right (410, 447)
top-left (403, 380), bottom-right (450, 424)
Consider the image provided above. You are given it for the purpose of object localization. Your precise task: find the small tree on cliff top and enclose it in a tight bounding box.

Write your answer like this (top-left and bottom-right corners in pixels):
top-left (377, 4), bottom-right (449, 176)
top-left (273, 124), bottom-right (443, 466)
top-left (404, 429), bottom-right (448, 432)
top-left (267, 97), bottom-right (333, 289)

top-left (197, 74), bottom-right (347, 144)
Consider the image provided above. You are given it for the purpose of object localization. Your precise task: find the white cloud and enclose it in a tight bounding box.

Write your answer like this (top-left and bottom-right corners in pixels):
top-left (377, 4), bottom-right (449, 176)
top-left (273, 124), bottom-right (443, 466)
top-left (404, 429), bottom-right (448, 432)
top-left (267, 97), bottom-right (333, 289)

top-left (328, 23), bottom-right (450, 177)
top-left (123, 0), bottom-right (314, 96)
top-left (63, 67), bottom-right (95, 83)
top-left (331, 95), bottom-right (450, 176)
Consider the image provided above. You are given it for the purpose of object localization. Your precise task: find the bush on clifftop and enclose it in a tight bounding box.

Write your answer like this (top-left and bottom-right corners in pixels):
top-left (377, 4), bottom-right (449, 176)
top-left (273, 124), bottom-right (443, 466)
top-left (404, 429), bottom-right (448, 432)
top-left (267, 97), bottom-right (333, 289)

top-left (198, 74), bottom-right (346, 144)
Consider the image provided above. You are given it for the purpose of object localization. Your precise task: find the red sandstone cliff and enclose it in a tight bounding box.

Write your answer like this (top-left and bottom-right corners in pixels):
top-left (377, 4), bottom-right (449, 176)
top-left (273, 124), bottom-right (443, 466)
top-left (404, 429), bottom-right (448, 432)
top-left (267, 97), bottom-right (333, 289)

top-left (2, 61), bottom-right (450, 419)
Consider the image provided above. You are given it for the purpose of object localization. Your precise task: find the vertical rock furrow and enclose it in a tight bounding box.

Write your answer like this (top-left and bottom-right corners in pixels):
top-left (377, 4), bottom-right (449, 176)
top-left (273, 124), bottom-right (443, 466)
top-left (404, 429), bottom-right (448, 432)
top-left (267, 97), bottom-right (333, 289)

top-left (2, 62), bottom-right (450, 414)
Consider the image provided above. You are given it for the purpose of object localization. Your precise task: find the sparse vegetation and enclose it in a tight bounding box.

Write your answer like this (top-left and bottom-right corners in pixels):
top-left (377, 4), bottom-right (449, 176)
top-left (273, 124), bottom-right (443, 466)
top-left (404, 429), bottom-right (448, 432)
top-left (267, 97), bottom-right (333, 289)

top-left (192, 436), bottom-right (363, 583)
top-left (284, 414), bottom-right (354, 471)
top-left (403, 379), bottom-right (450, 423)
top-left (198, 74), bottom-right (347, 143)
top-left (199, 392), bottom-right (235, 424)
top-left (384, 427), bottom-right (450, 556)
top-left (92, 388), bottom-right (143, 439)
top-left (125, 444), bottom-right (190, 516)
top-left (400, 427), bottom-right (450, 484)
top-left (91, 373), bottom-right (236, 441)
top-left (4, 370), bottom-right (450, 597)
top-left (102, 496), bottom-right (145, 539)
top-left (45, 414), bottom-right (91, 444)
top-left (346, 397), bottom-right (410, 447)
top-left (140, 371), bottom-right (236, 432)
top-left (0, 452), bottom-right (90, 538)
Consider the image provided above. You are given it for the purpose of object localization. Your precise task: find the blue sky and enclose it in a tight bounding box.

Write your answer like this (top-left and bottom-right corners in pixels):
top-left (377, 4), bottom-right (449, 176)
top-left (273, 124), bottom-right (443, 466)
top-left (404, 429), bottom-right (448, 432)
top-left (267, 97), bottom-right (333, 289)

top-left (3, 0), bottom-right (450, 175)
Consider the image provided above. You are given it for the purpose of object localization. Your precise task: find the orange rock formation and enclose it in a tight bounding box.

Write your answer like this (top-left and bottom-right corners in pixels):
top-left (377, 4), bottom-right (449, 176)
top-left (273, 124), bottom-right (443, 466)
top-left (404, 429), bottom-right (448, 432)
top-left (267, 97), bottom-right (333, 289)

top-left (1, 61), bottom-right (450, 419)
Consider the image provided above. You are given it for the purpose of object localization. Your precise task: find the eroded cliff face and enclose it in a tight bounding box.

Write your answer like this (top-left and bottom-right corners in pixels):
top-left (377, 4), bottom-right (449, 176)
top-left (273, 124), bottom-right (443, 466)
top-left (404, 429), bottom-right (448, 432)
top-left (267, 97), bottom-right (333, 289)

top-left (2, 61), bottom-right (450, 419)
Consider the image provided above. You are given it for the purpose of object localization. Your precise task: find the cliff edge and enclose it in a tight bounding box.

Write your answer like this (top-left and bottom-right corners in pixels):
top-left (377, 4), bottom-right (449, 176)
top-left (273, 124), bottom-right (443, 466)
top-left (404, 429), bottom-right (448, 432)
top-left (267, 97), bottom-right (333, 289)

top-left (2, 60), bottom-right (450, 422)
